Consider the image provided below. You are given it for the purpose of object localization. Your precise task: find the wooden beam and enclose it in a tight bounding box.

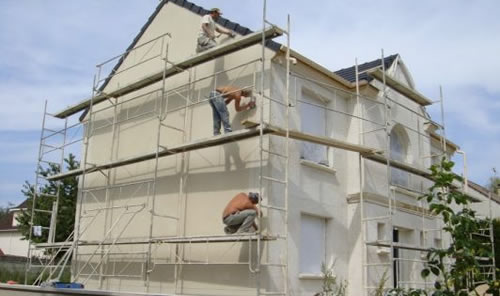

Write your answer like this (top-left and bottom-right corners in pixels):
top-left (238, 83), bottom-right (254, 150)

top-left (49, 120), bottom-right (379, 182)
top-left (34, 234), bottom-right (275, 248)
top-left (243, 120), bottom-right (378, 155)
top-left (347, 192), bottom-right (432, 216)
top-left (53, 26), bottom-right (284, 119)
top-left (363, 153), bottom-right (433, 179)
top-left (47, 128), bottom-right (266, 181)
top-left (369, 68), bottom-right (432, 106)
top-left (366, 241), bottom-right (430, 252)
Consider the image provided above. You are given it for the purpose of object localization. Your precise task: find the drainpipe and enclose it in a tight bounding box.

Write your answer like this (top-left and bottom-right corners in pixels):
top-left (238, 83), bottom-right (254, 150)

top-left (456, 150), bottom-right (468, 193)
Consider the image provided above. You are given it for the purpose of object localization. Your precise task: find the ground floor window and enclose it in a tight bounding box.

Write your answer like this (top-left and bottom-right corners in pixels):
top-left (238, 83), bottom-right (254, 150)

top-left (299, 214), bottom-right (326, 274)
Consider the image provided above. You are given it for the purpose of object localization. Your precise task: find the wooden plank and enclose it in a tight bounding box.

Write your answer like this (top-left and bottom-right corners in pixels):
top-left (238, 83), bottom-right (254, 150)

top-left (152, 234), bottom-right (276, 244)
top-left (369, 68), bottom-right (432, 106)
top-left (243, 120), bottom-right (378, 155)
top-left (48, 119), bottom-right (379, 182)
top-left (47, 128), bottom-right (266, 181)
top-left (363, 153), bottom-right (432, 179)
top-left (53, 27), bottom-right (284, 119)
top-left (366, 241), bottom-right (430, 252)
top-left (347, 192), bottom-right (432, 216)
top-left (35, 234), bottom-right (275, 248)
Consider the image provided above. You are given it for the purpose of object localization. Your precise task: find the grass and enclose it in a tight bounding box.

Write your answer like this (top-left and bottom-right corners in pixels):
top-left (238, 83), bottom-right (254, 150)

top-left (0, 264), bottom-right (71, 284)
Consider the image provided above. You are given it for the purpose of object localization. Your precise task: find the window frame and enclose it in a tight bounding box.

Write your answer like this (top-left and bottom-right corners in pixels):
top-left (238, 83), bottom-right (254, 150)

top-left (298, 88), bottom-right (334, 168)
top-left (299, 213), bottom-right (327, 276)
top-left (390, 125), bottom-right (410, 187)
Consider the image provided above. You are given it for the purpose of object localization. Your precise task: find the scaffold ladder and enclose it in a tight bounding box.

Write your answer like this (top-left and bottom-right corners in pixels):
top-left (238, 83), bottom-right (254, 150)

top-left (25, 100), bottom-right (68, 284)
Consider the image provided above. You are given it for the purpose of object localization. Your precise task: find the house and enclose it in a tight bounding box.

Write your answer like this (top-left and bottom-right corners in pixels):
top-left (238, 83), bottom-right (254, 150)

top-left (22, 0), bottom-right (499, 295)
top-left (0, 200), bottom-right (29, 257)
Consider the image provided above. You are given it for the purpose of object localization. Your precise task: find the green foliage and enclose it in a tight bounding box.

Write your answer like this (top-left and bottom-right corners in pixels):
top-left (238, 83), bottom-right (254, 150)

top-left (487, 176), bottom-right (500, 193)
top-left (388, 158), bottom-right (497, 296)
top-left (314, 262), bottom-right (348, 296)
top-left (493, 219), bottom-right (500, 278)
top-left (0, 204), bottom-right (11, 220)
top-left (16, 154), bottom-right (79, 244)
top-left (0, 264), bottom-right (70, 284)
top-left (373, 269), bottom-right (390, 296)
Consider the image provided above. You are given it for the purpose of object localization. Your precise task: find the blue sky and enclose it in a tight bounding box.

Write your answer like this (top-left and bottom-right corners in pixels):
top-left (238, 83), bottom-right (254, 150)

top-left (0, 0), bottom-right (499, 207)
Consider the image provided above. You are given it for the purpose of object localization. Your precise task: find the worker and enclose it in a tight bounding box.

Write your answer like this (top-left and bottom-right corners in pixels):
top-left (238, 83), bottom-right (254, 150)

top-left (222, 192), bottom-right (260, 234)
top-left (209, 86), bottom-right (255, 136)
top-left (197, 8), bottom-right (236, 53)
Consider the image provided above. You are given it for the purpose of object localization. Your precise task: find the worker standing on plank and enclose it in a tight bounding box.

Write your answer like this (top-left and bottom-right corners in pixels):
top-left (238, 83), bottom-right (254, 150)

top-left (209, 86), bottom-right (255, 136)
top-left (222, 192), bottom-right (260, 234)
top-left (197, 8), bottom-right (236, 53)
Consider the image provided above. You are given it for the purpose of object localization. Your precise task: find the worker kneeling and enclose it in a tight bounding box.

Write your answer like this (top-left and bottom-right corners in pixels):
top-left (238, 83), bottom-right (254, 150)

top-left (222, 192), bottom-right (260, 234)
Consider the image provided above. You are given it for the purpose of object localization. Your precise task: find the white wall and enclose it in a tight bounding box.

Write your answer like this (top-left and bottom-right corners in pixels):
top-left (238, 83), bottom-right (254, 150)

top-left (0, 230), bottom-right (29, 257)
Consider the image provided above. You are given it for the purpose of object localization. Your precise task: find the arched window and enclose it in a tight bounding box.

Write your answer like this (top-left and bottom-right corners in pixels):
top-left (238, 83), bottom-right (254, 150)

top-left (390, 126), bottom-right (409, 187)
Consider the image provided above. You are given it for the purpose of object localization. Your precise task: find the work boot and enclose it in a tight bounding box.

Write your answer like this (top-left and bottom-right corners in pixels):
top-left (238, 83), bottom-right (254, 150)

top-left (224, 226), bottom-right (237, 234)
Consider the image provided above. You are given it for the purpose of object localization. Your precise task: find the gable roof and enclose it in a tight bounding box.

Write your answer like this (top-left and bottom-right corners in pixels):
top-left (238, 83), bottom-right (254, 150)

top-left (98, 0), bottom-right (280, 93)
top-left (468, 180), bottom-right (500, 203)
top-left (0, 200), bottom-right (27, 231)
top-left (334, 54), bottom-right (399, 83)
top-left (12, 200), bottom-right (28, 210)
top-left (0, 213), bottom-right (15, 231)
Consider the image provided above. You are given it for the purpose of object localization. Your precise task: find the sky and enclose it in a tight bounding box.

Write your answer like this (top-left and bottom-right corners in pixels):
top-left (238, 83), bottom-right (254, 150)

top-left (0, 0), bottom-right (499, 207)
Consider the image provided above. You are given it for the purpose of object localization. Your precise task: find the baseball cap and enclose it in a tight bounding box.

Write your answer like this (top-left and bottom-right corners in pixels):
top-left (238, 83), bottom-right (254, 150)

top-left (248, 192), bottom-right (260, 202)
top-left (210, 8), bottom-right (222, 15)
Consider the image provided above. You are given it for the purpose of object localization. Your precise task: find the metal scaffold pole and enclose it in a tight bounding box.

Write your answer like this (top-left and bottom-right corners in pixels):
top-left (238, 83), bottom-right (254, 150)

top-left (145, 36), bottom-right (172, 292)
top-left (73, 67), bottom-right (101, 283)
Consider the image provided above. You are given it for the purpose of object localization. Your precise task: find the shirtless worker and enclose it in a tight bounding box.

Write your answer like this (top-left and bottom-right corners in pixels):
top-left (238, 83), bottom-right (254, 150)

top-left (208, 86), bottom-right (255, 136)
top-left (222, 192), bottom-right (260, 234)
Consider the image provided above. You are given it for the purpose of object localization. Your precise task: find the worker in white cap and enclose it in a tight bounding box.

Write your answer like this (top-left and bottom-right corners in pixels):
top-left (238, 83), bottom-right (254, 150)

top-left (197, 8), bottom-right (236, 52)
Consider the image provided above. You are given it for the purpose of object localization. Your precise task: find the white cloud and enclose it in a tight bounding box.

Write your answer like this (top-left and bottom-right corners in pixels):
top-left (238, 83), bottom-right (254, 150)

top-left (0, 139), bottom-right (39, 164)
top-left (0, 182), bottom-right (26, 207)
top-left (444, 88), bottom-right (500, 134)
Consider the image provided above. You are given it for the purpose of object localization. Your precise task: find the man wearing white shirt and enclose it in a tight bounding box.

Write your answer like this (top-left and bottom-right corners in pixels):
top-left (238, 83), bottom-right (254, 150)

top-left (197, 8), bottom-right (235, 52)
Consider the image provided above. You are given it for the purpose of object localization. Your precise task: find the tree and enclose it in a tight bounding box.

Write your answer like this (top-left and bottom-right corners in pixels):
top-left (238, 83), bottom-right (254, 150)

top-left (16, 154), bottom-right (79, 244)
top-left (389, 158), bottom-right (499, 296)
top-left (0, 204), bottom-right (11, 221)
top-left (493, 219), bottom-right (500, 279)
top-left (487, 176), bottom-right (500, 194)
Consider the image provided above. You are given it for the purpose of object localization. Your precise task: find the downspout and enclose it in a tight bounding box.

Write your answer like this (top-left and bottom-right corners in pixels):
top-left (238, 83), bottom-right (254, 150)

top-left (456, 150), bottom-right (468, 193)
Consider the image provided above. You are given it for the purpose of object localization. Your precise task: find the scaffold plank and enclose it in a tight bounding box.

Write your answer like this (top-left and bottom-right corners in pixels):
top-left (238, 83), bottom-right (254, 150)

top-left (243, 120), bottom-right (379, 155)
top-left (363, 153), bottom-right (432, 179)
top-left (368, 68), bottom-right (432, 106)
top-left (53, 26), bottom-right (284, 119)
top-left (48, 122), bottom-right (381, 181)
top-left (47, 128), bottom-right (267, 181)
top-left (34, 234), bottom-right (276, 248)
top-left (366, 241), bottom-right (430, 252)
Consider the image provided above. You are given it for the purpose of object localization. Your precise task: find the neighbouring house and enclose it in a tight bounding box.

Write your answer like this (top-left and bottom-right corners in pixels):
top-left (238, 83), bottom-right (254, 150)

top-left (0, 200), bottom-right (28, 257)
top-left (20, 1), bottom-right (499, 295)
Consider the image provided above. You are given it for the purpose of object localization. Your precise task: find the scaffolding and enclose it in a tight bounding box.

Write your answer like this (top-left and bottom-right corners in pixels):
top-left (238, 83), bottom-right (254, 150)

top-left (357, 50), bottom-right (447, 293)
top-left (26, 2), bottom-right (496, 296)
top-left (28, 1), bottom-right (292, 295)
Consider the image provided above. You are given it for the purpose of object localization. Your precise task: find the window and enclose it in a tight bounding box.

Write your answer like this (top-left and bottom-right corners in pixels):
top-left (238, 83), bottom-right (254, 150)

top-left (300, 214), bottom-right (326, 274)
top-left (434, 238), bottom-right (442, 248)
top-left (393, 228), bottom-right (400, 288)
top-left (390, 126), bottom-right (409, 187)
top-left (300, 90), bottom-right (328, 165)
top-left (377, 222), bottom-right (386, 241)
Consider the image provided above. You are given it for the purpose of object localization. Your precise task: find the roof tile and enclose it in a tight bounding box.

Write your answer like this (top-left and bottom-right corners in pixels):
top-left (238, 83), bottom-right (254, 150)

top-left (334, 54), bottom-right (399, 83)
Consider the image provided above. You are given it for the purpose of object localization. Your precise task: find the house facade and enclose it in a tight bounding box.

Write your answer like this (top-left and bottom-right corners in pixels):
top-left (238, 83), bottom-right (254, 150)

top-left (32, 1), bottom-right (499, 295)
top-left (0, 201), bottom-right (29, 257)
